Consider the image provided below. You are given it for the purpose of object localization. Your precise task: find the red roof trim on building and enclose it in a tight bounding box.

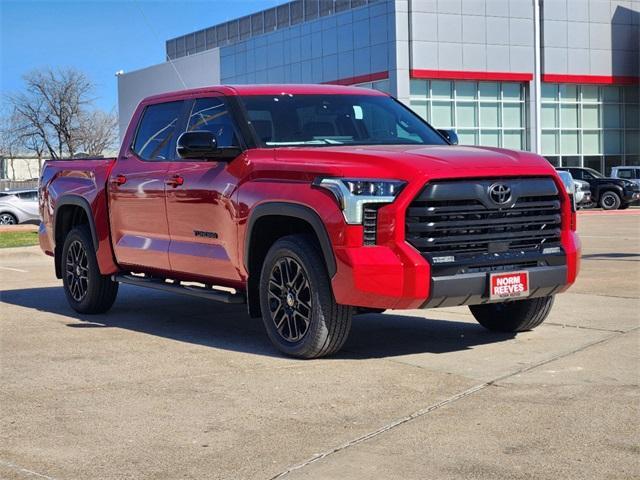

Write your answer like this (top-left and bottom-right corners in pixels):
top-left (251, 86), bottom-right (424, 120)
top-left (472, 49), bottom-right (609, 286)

top-left (541, 74), bottom-right (640, 85)
top-left (410, 69), bottom-right (534, 82)
top-left (323, 71), bottom-right (389, 86)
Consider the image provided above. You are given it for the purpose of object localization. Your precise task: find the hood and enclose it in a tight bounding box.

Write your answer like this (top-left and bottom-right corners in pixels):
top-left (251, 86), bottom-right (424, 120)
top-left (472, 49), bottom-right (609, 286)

top-left (273, 144), bottom-right (556, 180)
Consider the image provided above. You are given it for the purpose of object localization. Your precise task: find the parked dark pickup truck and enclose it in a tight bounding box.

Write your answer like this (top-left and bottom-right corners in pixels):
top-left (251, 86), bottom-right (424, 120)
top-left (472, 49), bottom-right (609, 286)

top-left (557, 166), bottom-right (640, 210)
top-left (39, 85), bottom-right (581, 358)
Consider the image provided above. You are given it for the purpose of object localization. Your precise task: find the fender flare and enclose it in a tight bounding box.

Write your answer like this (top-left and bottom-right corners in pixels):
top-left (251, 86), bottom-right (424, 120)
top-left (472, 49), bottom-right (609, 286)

top-left (53, 195), bottom-right (99, 250)
top-left (245, 202), bottom-right (337, 277)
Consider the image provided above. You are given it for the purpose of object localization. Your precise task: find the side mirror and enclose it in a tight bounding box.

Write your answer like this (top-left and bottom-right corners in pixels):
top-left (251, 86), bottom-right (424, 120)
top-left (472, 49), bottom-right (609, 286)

top-left (177, 131), bottom-right (219, 159)
top-left (437, 129), bottom-right (459, 145)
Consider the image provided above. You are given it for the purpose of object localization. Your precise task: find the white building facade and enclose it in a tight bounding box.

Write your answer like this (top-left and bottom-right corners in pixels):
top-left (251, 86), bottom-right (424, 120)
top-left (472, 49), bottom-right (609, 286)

top-left (118, 0), bottom-right (639, 174)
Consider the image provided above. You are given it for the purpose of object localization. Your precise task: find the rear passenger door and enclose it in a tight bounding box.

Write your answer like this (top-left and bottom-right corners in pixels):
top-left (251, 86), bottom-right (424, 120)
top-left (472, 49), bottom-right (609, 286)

top-left (16, 191), bottom-right (39, 217)
top-left (108, 100), bottom-right (185, 272)
top-left (164, 96), bottom-right (245, 283)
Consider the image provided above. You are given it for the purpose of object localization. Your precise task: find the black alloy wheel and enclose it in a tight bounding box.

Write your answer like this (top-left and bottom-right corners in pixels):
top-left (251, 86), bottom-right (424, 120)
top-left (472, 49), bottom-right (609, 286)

top-left (267, 256), bottom-right (313, 343)
top-left (258, 234), bottom-right (352, 358)
top-left (61, 226), bottom-right (118, 314)
top-left (65, 239), bottom-right (89, 302)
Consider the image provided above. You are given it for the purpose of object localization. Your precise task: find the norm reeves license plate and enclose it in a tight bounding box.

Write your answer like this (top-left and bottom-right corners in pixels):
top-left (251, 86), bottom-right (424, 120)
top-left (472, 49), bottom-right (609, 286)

top-left (489, 271), bottom-right (530, 300)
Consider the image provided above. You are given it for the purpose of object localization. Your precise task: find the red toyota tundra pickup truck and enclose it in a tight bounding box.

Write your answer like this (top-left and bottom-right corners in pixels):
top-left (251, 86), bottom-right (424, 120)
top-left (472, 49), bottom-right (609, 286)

top-left (39, 84), bottom-right (581, 358)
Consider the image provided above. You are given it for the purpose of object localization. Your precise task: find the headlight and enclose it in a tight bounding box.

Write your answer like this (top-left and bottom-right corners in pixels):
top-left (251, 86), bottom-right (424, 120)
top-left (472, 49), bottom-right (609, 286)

top-left (313, 178), bottom-right (406, 224)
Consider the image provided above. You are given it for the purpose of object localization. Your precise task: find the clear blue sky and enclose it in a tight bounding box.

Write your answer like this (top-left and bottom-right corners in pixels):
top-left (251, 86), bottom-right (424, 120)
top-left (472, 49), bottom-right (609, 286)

top-left (1, 0), bottom-right (282, 112)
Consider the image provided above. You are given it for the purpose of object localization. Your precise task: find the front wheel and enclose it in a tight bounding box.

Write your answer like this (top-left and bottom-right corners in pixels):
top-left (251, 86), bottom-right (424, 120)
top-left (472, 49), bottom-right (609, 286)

top-left (0, 213), bottom-right (18, 225)
top-left (62, 226), bottom-right (118, 314)
top-left (600, 191), bottom-right (621, 210)
top-left (259, 234), bottom-right (352, 358)
top-left (469, 296), bottom-right (554, 332)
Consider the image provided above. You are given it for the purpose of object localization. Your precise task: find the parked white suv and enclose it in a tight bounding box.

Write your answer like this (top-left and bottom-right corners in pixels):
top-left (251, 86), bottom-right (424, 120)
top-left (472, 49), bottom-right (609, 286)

top-left (611, 167), bottom-right (640, 188)
top-left (0, 190), bottom-right (40, 224)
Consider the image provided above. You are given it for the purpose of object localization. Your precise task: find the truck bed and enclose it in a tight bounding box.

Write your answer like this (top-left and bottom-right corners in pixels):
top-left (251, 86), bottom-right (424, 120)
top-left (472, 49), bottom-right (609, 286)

top-left (38, 157), bottom-right (118, 274)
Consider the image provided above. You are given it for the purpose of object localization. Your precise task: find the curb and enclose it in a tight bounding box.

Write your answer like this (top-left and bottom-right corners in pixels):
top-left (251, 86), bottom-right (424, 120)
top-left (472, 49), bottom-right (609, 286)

top-left (0, 245), bottom-right (45, 259)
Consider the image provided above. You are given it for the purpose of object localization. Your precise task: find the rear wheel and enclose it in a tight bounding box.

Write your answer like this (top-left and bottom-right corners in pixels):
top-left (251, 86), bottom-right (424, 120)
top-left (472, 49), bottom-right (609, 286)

top-left (600, 191), bottom-right (621, 210)
top-left (469, 296), bottom-right (554, 332)
top-left (62, 226), bottom-right (118, 314)
top-left (0, 213), bottom-right (17, 225)
top-left (259, 234), bottom-right (352, 358)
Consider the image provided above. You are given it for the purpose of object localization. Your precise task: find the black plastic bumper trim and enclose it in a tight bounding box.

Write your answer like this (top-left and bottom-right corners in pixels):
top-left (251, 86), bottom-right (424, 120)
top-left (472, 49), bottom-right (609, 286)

top-left (420, 265), bottom-right (567, 309)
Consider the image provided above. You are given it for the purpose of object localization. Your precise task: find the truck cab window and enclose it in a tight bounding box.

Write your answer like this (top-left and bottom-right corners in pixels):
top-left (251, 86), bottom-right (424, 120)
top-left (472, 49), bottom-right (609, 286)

top-left (133, 101), bottom-right (183, 161)
top-left (186, 98), bottom-right (239, 148)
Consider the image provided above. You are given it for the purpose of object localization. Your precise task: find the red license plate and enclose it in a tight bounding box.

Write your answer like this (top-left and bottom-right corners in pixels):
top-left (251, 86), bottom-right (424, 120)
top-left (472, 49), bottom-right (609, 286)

top-left (489, 271), bottom-right (530, 300)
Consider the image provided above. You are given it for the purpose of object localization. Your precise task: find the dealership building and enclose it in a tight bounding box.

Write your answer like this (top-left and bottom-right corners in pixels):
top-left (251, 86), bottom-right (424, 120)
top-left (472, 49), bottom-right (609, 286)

top-left (118, 0), bottom-right (639, 173)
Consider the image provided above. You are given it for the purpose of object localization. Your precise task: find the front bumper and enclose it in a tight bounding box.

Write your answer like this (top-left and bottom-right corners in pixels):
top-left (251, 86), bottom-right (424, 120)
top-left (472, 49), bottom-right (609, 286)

top-left (421, 265), bottom-right (567, 308)
top-left (332, 242), bottom-right (577, 310)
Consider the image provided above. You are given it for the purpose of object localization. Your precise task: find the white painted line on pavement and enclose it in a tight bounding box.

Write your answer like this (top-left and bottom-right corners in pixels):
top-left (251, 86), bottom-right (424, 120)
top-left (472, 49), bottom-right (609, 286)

top-left (0, 459), bottom-right (58, 480)
top-left (0, 266), bottom-right (28, 273)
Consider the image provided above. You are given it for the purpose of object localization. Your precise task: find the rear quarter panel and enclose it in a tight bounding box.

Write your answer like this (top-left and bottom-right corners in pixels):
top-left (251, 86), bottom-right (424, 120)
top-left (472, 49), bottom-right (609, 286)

top-left (39, 158), bottom-right (119, 275)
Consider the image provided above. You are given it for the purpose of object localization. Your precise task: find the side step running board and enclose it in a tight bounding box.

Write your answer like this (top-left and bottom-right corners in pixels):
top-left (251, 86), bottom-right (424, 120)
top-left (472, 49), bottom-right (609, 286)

top-left (114, 274), bottom-right (245, 304)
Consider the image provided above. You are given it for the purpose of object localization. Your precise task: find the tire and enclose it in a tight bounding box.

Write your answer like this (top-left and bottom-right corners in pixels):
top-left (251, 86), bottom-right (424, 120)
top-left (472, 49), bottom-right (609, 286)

top-left (259, 234), bottom-right (352, 359)
top-left (0, 212), bottom-right (18, 225)
top-left (599, 191), bottom-right (621, 210)
top-left (61, 226), bottom-right (118, 314)
top-left (469, 296), bottom-right (554, 333)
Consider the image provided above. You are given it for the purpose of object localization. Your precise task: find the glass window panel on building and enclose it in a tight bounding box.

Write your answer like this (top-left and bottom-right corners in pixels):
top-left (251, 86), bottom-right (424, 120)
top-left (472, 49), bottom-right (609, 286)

top-left (503, 103), bottom-right (522, 128)
top-left (541, 131), bottom-right (557, 155)
top-left (456, 102), bottom-right (476, 128)
top-left (540, 84), bottom-right (639, 172)
top-left (408, 79), bottom-right (526, 151)
top-left (542, 104), bottom-right (557, 128)
top-left (480, 103), bottom-right (499, 128)
top-left (481, 130), bottom-right (500, 147)
top-left (584, 156), bottom-right (602, 172)
top-left (431, 81), bottom-right (452, 99)
top-left (432, 101), bottom-right (453, 128)
top-left (561, 130), bottom-right (579, 155)
top-left (456, 82), bottom-right (476, 100)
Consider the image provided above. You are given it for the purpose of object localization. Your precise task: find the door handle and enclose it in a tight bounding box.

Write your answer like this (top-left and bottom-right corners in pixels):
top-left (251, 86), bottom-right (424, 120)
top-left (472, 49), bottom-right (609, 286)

top-left (111, 174), bottom-right (127, 186)
top-left (166, 174), bottom-right (184, 187)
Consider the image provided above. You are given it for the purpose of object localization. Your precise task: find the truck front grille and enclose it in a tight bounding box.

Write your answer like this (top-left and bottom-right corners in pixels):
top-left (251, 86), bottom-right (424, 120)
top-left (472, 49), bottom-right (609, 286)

top-left (363, 206), bottom-right (378, 245)
top-left (406, 178), bottom-right (562, 256)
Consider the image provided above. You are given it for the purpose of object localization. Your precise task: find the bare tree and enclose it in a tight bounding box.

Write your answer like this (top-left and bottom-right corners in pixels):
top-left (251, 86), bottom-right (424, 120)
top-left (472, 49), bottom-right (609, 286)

top-left (7, 67), bottom-right (117, 160)
top-left (0, 114), bottom-right (21, 179)
top-left (78, 110), bottom-right (118, 156)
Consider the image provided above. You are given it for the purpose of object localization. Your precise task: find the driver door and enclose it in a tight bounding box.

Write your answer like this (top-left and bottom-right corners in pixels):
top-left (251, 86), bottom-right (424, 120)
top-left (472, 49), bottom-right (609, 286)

top-left (164, 96), bottom-right (244, 283)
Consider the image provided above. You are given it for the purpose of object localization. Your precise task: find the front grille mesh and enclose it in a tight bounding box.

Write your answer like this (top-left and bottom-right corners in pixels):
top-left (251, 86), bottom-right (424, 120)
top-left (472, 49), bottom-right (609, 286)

top-left (363, 206), bottom-right (378, 245)
top-left (406, 180), bottom-right (562, 256)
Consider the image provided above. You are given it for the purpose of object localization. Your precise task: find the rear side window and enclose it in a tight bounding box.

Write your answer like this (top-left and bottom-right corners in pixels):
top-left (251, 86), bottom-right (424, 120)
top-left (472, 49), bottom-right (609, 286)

top-left (617, 169), bottom-right (633, 179)
top-left (133, 101), bottom-right (183, 161)
top-left (17, 191), bottom-right (37, 200)
top-left (186, 97), bottom-right (239, 148)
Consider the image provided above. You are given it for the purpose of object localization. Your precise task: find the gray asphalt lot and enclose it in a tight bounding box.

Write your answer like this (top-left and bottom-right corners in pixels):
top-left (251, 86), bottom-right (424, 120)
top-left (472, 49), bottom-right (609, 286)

top-left (1, 211), bottom-right (639, 480)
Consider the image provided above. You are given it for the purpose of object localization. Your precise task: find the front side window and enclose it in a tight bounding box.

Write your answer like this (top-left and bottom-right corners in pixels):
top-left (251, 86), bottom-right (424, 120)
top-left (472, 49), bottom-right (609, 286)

top-left (186, 97), bottom-right (239, 148)
top-left (133, 101), bottom-right (183, 161)
top-left (240, 94), bottom-right (447, 147)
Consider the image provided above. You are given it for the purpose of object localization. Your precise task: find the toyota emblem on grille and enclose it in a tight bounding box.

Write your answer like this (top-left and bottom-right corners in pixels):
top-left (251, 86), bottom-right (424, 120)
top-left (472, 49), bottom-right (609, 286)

top-left (488, 183), bottom-right (512, 205)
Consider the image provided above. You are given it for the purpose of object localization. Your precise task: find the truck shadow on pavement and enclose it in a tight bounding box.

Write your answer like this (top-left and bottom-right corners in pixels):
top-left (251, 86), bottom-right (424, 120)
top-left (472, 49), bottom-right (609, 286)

top-left (1, 285), bottom-right (515, 359)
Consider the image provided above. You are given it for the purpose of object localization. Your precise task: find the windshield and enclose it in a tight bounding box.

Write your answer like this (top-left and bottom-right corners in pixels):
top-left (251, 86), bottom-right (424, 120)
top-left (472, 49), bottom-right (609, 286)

top-left (239, 94), bottom-right (448, 147)
top-left (583, 168), bottom-right (604, 179)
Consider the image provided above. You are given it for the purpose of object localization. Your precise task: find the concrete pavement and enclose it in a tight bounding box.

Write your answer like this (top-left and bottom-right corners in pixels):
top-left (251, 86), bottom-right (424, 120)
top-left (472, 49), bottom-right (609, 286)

top-left (0, 212), bottom-right (638, 479)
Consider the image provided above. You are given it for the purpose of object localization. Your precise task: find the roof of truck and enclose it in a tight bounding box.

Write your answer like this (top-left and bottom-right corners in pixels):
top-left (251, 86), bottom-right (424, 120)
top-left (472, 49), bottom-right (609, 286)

top-left (142, 84), bottom-right (387, 104)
